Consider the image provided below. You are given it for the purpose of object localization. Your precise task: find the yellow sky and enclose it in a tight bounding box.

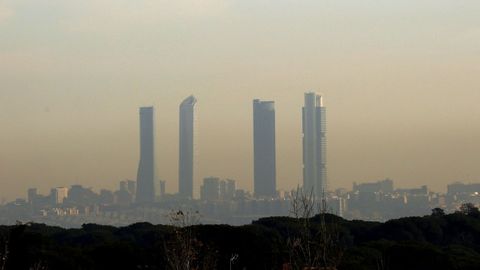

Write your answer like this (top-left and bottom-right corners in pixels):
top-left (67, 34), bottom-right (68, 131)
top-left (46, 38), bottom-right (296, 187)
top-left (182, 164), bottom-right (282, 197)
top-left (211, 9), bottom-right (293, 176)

top-left (1, 1), bottom-right (480, 200)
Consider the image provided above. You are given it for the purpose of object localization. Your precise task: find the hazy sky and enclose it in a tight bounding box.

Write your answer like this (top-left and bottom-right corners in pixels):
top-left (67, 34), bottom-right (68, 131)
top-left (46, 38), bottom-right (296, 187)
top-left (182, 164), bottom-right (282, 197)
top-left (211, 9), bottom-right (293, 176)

top-left (1, 0), bottom-right (480, 201)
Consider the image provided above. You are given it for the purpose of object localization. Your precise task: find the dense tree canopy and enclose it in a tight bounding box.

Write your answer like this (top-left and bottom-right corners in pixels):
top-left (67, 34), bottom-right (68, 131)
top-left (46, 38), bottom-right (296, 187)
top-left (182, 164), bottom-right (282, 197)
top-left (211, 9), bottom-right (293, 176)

top-left (2, 208), bottom-right (480, 269)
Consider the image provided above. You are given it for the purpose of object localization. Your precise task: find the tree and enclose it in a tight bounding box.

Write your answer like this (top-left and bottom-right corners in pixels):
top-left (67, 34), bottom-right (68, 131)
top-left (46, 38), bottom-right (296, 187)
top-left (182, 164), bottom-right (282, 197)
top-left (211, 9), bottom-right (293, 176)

top-left (0, 238), bottom-right (7, 270)
top-left (287, 187), bottom-right (344, 270)
top-left (459, 203), bottom-right (480, 217)
top-left (431, 208), bottom-right (445, 217)
top-left (29, 261), bottom-right (47, 270)
top-left (165, 210), bottom-right (217, 270)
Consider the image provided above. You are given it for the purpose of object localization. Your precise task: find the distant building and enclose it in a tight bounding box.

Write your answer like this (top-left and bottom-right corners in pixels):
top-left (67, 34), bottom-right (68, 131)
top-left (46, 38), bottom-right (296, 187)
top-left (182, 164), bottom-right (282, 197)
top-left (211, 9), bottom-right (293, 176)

top-left (234, 189), bottom-right (250, 201)
top-left (127, 180), bottom-right (136, 196)
top-left (201, 177), bottom-right (220, 201)
top-left (219, 180), bottom-right (227, 200)
top-left (115, 189), bottom-right (133, 205)
top-left (396, 185), bottom-right (428, 196)
top-left (119, 181), bottom-right (128, 192)
top-left (159, 180), bottom-right (166, 198)
top-left (118, 180), bottom-right (135, 205)
top-left (302, 92), bottom-right (327, 198)
top-left (354, 178), bottom-right (394, 193)
top-left (328, 196), bottom-right (347, 217)
top-left (27, 188), bottom-right (38, 205)
top-left (447, 182), bottom-right (480, 195)
top-left (99, 189), bottom-right (114, 205)
top-left (253, 99), bottom-right (277, 198)
top-left (219, 179), bottom-right (236, 200)
top-left (136, 107), bottom-right (156, 203)
top-left (66, 185), bottom-right (96, 206)
top-left (179, 96), bottom-right (196, 199)
top-left (225, 179), bottom-right (236, 200)
top-left (51, 187), bottom-right (68, 205)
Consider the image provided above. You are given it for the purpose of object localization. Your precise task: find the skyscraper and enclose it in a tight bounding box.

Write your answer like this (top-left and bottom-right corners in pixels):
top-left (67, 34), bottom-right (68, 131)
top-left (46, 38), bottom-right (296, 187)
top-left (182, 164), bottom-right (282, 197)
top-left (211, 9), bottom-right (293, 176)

top-left (179, 96), bottom-right (197, 199)
top-left (136, 107), bottom-right (155, 203)
top-left (253, 99), bottom-right (277, 198)
top-left (302, 92), bottom-right (327, 199)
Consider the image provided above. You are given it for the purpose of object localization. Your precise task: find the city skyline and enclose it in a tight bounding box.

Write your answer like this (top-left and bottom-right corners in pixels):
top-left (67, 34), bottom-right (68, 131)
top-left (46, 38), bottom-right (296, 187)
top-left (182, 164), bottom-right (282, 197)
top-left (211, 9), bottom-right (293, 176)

top-left (2, 1), bottom-right (480, 201)
top-left (5, 93), bottom-right (480, 226)
top-left (1, 89), bottom-right (479, 201)
top-left (11, 169), bottom-right (480, 227)
top-left (2, 2), bottom-right (480, 268)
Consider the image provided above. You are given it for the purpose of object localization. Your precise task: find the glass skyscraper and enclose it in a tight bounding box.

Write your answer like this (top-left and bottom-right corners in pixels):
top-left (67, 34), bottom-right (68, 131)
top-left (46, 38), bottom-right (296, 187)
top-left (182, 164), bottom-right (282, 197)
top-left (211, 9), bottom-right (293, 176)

top-left (136, 106), bottom-right (155, 203)
top-left (302, 92), bottom-right (327, 199)
top-left (253, 99), bottom-right (277, 198)
top-left (179, 96), bottom-right (196, 199)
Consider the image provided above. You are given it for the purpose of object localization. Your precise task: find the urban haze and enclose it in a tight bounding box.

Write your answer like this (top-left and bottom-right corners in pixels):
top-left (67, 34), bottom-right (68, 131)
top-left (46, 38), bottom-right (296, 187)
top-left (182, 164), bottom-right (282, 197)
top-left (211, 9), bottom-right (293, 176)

top-left (3, 2), bottom-right (480, 269)
top-left (1, 1), bottom-right (480, 203)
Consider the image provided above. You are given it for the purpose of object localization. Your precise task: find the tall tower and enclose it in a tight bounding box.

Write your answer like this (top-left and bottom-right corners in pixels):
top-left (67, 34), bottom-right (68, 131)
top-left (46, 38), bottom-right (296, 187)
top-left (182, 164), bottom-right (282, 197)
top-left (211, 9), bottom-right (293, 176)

top-left (253, 99), bottom-right (277, 198)
top-left (302, 92), bottom-right (327, 199)
top-left (136, 107), bottom-right (155, 203)
top-left (179, 95), bottom-right (197, 199)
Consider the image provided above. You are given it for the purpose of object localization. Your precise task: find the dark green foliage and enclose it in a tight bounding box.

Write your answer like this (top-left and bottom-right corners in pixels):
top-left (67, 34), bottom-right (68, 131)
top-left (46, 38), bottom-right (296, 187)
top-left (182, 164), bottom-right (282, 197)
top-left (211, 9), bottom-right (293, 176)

top-left (432, 207), bottom-right (446, 217)
top-left (4, 210), bottom-right (480, 269)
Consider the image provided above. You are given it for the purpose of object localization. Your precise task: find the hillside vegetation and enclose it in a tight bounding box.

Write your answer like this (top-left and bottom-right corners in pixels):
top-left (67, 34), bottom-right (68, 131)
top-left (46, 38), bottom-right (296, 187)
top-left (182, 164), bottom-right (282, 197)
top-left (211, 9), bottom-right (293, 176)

top-left (1, 206), bottom-right (480, 270)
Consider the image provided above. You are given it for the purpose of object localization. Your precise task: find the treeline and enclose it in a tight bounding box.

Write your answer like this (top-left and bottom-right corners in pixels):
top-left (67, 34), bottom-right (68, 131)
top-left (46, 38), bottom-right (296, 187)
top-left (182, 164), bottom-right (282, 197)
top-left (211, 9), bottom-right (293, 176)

top-left (2, 205), bottom-right (480, 270)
